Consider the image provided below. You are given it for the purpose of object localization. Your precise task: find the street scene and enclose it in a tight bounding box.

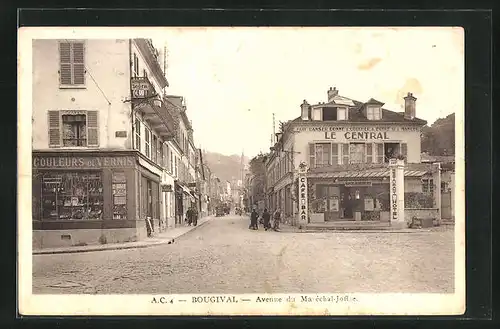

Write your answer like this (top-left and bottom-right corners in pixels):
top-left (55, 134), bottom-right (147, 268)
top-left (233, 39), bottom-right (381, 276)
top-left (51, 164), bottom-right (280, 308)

top-left (24, 27), bottom-right (462, 304)
top-left (33, 213), bottom-right (454, 294)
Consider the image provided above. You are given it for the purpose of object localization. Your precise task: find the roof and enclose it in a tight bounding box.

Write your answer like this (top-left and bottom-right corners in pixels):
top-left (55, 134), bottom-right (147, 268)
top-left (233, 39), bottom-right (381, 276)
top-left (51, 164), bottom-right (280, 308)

top-left (305, 95), bottom-right (427, 125)
top-left (307, 162), bottom-right (435, 179)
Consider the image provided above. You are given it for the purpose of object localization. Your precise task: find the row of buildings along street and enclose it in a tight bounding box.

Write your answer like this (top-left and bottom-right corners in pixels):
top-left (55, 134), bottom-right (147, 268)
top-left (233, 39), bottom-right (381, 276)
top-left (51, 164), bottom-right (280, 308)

top-left (31, 39), bottom-right (241, 249)
top-left (243, 86), bottom-right (455, 230)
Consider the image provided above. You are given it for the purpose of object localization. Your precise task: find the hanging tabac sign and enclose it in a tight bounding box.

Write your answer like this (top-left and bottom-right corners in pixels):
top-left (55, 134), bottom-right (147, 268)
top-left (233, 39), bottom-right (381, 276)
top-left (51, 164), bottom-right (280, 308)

top-left (297, 162), bottom-right (309, 224)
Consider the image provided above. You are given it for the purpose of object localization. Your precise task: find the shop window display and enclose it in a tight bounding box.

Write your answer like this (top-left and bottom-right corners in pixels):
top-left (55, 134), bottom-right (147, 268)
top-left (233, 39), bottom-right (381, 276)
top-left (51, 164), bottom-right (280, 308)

top-left (41, 172), bottom-right (103, 220)
top-left (112, 172), bottom-right (127, 219)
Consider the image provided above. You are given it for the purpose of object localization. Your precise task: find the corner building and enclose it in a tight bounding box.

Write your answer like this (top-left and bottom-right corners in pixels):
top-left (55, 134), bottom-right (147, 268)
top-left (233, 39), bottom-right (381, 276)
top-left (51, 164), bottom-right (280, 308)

top-left (266, 87), bottom-right (442, 228)
top-left (31, 39), bottom-right (185, 248)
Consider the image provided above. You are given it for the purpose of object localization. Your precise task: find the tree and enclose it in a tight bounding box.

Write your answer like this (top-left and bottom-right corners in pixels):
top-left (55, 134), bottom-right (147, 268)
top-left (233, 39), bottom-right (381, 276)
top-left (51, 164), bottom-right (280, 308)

top-left (421, 113), bottom-right (455, 156)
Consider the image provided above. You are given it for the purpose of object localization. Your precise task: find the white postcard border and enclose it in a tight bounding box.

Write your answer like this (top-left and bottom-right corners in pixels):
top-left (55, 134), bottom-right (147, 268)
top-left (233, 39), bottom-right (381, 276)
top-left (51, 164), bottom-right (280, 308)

top-left (18, 26), bottom-right (466, 316)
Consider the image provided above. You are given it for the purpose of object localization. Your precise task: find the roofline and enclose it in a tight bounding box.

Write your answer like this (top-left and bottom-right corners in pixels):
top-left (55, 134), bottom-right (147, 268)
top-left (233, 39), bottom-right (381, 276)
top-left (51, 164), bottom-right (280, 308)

top-left (290, 119), bottom-right (427, 126)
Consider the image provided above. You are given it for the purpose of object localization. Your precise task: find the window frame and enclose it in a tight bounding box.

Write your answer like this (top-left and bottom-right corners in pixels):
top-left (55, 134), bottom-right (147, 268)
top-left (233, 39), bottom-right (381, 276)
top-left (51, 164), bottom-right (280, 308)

top-left (61, 113), bottom-right (87, 147)
top-left (48, 110), bottom-right (99, 149)
top-left (367, 106), bottom-right (381, 120)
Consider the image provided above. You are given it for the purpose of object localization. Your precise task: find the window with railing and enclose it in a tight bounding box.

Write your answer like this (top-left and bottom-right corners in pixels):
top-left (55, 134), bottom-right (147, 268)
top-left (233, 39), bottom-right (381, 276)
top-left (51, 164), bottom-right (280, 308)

top-left (62, 114), bottom-right (87, 147)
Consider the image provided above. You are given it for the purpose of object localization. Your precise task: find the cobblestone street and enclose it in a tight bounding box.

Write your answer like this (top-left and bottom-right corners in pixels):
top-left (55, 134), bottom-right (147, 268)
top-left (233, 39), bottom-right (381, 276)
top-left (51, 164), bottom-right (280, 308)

top-left (32, 215), bottom-right (455, 294)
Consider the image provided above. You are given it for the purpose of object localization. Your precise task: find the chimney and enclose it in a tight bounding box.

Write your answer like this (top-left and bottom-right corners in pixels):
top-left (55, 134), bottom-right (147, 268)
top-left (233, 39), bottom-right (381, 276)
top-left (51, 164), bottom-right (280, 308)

top-left (404, 92), bottom-right (417, 119)
top-left (327, 86), bottom-right (338, 102)
top-left (301, 100), bottom-right (310, 120)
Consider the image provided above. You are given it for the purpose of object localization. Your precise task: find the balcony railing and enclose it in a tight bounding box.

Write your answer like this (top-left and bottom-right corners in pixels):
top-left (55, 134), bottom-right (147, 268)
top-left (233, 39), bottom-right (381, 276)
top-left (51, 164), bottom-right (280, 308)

top-left (131, 76), bottom-right (176, 140)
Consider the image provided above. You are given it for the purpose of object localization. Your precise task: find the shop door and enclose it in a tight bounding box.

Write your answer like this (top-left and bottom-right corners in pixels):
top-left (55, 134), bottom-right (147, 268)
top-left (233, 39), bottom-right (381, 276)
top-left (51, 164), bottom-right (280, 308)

top-left (324, 186), bottom-right (340, 221)
top-left (147, 180), bottom-right (153, 218)
top-left (141, 176), bottom-right (148, 219)
top-left (341, 187), bottom-right (354, 220)
top-left (441, 191), bottom-right (452, 219)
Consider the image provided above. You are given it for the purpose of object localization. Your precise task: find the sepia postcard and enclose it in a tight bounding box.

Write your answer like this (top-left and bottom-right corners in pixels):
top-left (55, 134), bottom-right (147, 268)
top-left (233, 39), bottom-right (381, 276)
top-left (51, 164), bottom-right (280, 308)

top-left (18, 26), bottom-right (465, 316)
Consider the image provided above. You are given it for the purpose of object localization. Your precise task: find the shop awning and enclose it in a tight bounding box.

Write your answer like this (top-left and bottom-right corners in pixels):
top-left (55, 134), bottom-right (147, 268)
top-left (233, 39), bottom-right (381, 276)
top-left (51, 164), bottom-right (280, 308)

top-left (176, 182), bottom-right (193, 196)
top-left (308, 168), bottom-right (429, 179)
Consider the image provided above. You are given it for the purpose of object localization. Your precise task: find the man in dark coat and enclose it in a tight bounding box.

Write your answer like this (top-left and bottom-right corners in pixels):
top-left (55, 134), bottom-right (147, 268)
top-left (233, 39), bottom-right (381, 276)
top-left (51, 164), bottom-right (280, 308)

top-left (191, 205), bottom-right (199, 226)
top-left (262, 209), bottom-right (271, 231)
top-left (186, 207), bottom-right (193, 226)
top-left (249, 209), bottom-right (259, 230)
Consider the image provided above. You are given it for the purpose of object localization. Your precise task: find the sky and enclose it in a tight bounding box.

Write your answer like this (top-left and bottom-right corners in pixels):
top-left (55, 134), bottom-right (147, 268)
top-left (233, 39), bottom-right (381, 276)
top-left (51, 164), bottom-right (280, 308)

top-left (152, 27), bottom-right (464, 158)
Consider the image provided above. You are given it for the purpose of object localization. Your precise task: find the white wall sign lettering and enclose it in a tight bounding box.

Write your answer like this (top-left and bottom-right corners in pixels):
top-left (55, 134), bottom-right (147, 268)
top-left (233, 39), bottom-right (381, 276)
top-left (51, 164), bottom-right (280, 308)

top-left (389, 158), bottom-right (405, 225)
top-left (297, 162), bottom-right (309, 224)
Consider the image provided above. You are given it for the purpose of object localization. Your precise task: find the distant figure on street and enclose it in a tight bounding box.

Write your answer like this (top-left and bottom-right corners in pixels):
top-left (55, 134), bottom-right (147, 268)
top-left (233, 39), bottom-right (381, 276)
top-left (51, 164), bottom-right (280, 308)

top-left (249, 209), bottom-right (259, 230)
top-left (262, 209), bottom-right (271, 231)
top-left (273, 208), bottom-right (282, 231)
top-left (186, 207), bottom-right (193, 226)
top-left (191, 205), bottom-right (199, 226)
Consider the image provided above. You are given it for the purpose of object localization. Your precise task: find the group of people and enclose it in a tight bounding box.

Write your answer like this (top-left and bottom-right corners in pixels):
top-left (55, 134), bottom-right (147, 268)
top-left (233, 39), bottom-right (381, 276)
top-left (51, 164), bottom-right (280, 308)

top-left (185, 205), bottom-right (199, 226)
top-left (249, 208), bottom-right (281, 231)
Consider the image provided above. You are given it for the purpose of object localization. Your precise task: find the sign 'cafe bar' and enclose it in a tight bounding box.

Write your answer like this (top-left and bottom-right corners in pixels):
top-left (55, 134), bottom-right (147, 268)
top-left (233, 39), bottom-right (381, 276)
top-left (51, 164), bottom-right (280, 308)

top-left (267, 88), bottom-right (444, 230)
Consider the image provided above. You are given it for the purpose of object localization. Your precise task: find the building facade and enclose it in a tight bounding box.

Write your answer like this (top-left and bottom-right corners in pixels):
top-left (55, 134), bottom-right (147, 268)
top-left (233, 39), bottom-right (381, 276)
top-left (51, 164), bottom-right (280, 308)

top-left (266, 86), bottom-right (442, 228)
top-left (31, 38), bottom-right (206, 248)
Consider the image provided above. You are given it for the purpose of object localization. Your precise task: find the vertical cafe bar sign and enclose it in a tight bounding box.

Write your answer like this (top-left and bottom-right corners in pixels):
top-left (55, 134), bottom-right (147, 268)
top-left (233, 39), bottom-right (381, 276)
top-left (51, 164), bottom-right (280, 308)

top-left (298, 162), bottom-right (309, 224)
top-left (389, 159), bottom-right (398, 222)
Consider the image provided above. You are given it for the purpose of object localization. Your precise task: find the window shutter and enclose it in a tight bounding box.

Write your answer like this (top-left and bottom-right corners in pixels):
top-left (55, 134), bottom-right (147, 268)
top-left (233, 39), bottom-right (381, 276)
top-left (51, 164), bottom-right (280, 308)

top-left (48, 111), bottom-right (61, 147)
top-left (87, 111), bottom-right (99, 146)
top-left (342, 143), bottom-right (350, 164)
top-left (401, 143), bottom-right (408, 162)
top-left (376, 143), bottom-right (384, 163)
top-left (366, 143), bottom-right (373, 163)
top-left (332, 143), bottom-right (339, 166)
top-left (72, 42), bottom-right (85, 85)
top-left (59, 42), bottom-right (72, 85)
top-left (308, 143), bottom-right (315, 168)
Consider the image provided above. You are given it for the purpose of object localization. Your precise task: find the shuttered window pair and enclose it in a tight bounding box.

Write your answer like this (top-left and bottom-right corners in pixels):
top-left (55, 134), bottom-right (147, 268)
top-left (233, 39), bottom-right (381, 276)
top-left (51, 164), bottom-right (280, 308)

top-left (309, 143), bottom-right (347, 168)
top-left (59, 41), bottom-right (85, 86)
top-left (48, 111), bottom-right (98, 147)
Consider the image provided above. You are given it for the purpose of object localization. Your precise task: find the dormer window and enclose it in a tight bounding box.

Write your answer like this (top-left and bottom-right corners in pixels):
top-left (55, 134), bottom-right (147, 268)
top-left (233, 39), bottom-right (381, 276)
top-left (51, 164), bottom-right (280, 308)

top-left (322, 107), bottom-right (337, 121)
top-left (337, 107), bottom-right (347, 121)
top-left (367, 106), bottom-right (381, 120)
top-left (317, 106), bottom-right (348, 121)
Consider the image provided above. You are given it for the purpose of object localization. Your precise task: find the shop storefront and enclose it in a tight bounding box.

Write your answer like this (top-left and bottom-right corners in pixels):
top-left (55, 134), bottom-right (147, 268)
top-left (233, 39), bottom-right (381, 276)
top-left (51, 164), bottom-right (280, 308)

top-left (305, 164), bottom-right (431, 224)
top-left (32, 151), bottom-right (162, 248)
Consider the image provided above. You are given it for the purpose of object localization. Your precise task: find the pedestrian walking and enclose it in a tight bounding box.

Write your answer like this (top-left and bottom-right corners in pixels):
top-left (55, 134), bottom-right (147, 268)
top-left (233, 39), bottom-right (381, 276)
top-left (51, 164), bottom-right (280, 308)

top-left (191, 205), bottom-right (199, 226)
top-left (249, 209), bottom-right (259, 230)
top-left (186, 207), bottom-right (193, 226)
top-left (262, 208), bottom-right (271, 231)
top-left (273, 208), bottom-right (282, 231)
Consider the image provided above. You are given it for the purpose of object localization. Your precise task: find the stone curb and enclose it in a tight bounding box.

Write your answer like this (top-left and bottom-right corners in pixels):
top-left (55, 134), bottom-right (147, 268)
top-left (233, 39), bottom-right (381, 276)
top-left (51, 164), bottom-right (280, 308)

top-left (33, 217), bottom-right (212, 255)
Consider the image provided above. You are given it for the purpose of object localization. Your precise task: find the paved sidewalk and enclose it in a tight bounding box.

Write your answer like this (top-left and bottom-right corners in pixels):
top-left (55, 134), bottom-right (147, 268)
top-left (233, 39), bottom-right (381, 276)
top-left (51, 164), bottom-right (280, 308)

top-left (33, 216), bottom-right (214, 255)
